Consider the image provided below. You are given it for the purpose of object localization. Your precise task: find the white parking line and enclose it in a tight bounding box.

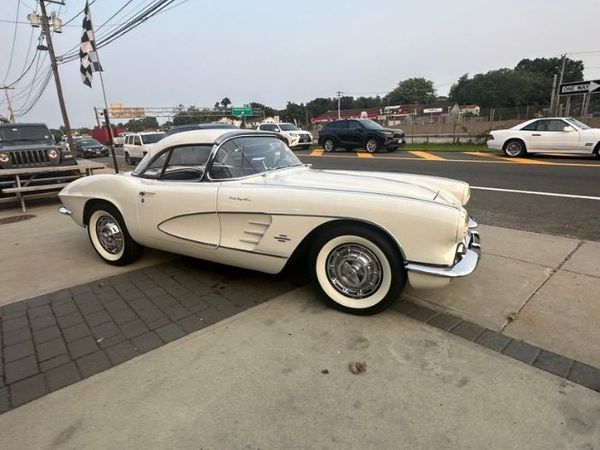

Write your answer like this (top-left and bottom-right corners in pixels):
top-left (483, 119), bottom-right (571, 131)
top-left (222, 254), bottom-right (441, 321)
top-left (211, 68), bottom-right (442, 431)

top-left (472, 186), bottom-right (600, 201)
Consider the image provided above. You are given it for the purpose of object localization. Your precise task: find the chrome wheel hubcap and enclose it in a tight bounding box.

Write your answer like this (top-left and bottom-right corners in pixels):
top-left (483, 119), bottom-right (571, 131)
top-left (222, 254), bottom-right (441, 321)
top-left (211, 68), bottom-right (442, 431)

top-left (324, 140), bottom-right (334, 151)
top-left (366, 140), bottom-right (377, 152)
top-left (506, 142), bottom-right (522, 156)
top-left (96, 215), bottom-right (123, 254)
top-left (326, 244), bottom-right (382, 299)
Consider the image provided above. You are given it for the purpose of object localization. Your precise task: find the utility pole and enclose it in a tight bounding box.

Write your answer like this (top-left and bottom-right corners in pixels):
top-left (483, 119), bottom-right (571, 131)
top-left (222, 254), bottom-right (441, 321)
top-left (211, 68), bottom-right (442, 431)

top-left (336, 91), bottom-right (342, 119)
top-left (37, 0), bottom-right (76, 154)
top-left (556, 55), bottom-right (567, 117)
top-left (549, 74), bottom-right (557, 115)
top-left (1, 86), bottom-right (16, 123)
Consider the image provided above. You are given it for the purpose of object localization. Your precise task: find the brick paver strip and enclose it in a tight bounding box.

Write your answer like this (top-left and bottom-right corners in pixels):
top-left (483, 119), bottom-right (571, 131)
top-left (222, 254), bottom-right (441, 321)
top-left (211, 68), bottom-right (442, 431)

top-left (395, 300), bottom-right (600, 394)
top-left (475, 330), bottom-right (512, 352)
top-left (2, 259), bottom-right (599, 415)
top-left (0, 257), bottom-right (295, 414)
top-left (502, 339), bottom-right (541, 364)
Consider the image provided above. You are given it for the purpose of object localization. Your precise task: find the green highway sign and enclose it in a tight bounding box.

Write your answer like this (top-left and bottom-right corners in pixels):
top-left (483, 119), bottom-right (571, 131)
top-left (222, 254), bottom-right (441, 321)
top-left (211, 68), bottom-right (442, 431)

top-left (232, 104), bottom-right (252, 117)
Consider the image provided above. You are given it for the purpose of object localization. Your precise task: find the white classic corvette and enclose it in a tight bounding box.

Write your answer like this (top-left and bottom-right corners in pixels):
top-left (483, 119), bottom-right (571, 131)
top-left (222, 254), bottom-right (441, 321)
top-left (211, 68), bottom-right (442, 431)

top-left (59, 129), bottom-right (480, 314)
top-left (487, 117), bottom-right (600, 158)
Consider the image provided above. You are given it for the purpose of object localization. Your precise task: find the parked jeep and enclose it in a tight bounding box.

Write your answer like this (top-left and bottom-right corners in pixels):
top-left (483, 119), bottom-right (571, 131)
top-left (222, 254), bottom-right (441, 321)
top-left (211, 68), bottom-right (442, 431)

top-left (0, 123), bottom-right (76, 169)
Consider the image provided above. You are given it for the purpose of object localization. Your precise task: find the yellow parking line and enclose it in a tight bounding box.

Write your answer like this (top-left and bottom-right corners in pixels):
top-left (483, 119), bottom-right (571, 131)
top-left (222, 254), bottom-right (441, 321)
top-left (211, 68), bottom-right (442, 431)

top-left (465, 151), bottom-right (553, 165)
top-left (409, 151), bottom-right (445, 161)
top-left (464, 152), bottom-right (498, 158)
top-left (310, 149), bottom-right (324, 156)
top-left (357, 152), bottom-right (374, 158)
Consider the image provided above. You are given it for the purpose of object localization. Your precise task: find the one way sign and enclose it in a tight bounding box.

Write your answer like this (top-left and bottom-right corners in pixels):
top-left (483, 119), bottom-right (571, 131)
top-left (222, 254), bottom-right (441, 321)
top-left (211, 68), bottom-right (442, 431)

top-left (559, 80), bottom-right (600, 96)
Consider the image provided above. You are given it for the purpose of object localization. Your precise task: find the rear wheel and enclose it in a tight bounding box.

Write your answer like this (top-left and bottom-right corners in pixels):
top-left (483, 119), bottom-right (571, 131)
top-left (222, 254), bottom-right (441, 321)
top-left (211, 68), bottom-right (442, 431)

top-left (310, 225), bottom-right (406, 315)
top-left (503, 139), bottom-right (526, 157)
top-left (323, 138), bottom-right (336, 152)
top-left (124, 152), bottom-right (132, 165)
top-left (594, 142), bottom-right (600, 160)
top-left (87, 203), bottom-right (142, 266)
top-left (365, 138), bottom-right (379, 153)
top-left (301, 144), bottom-right (311, 150)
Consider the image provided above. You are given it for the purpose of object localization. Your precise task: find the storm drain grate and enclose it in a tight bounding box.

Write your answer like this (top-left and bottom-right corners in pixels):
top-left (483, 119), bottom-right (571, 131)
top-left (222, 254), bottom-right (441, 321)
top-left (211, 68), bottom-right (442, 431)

top-left (0, 214), bottom-right (36, 225)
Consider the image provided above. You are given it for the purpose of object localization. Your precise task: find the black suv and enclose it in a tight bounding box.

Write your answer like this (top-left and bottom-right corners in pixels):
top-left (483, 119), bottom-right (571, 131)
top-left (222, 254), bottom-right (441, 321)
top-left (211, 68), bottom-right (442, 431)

top-left (0, 123), bottom-right (75, 169)
top-left (318, 119), bottom-right (405, 153)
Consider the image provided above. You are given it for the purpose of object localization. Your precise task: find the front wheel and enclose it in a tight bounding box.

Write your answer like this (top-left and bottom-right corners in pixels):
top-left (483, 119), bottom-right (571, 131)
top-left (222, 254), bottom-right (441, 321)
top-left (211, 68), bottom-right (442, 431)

top-left (87, 204), bottom-right (142, 266)
top-left (503, 139), bottom-right (526, 157)
top-left (310, 225), bottom-right (406, 315)
top-left (301, 145), bottom-right (311, 150)
top-left (323, 138), bottom-right (336, 152)
top-left (124, 152), bottom-right (132, 165)
top-left (365, 138), bottom-right (379, 153)
top-left (594, 143), bottom-right (600, 160)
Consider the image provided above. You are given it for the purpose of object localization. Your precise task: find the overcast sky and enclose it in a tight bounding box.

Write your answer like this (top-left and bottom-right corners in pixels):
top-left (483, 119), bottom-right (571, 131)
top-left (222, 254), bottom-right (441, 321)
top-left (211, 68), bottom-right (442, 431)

top-left (1, 0), bottom-right (600, 128)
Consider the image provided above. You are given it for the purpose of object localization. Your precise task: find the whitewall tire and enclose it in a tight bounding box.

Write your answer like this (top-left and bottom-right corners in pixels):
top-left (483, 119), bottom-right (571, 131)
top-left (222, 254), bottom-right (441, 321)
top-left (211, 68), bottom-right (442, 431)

top-left (310, 225), bottom-right (406, 315)
top-left (87, 204), bottom-right (142, 266)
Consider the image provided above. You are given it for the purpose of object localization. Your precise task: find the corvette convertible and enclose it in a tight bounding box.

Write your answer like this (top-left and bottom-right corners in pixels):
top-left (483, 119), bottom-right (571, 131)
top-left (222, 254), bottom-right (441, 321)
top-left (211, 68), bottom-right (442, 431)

top-left (58, 129), bottom-right (480, 315)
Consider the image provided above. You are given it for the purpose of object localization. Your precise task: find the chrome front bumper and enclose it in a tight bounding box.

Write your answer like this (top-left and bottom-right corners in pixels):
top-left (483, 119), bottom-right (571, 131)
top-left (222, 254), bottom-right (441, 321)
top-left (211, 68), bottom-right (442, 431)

top-left (58, 207), bottom-right (72, 215)
top-left (405, 218), bottom-right (481, 279)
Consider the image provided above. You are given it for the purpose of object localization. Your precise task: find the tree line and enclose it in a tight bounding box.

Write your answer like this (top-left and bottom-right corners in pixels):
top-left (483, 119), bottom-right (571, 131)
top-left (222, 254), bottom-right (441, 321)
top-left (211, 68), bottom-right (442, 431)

top-left (103, 55), bottom-right (587, 132)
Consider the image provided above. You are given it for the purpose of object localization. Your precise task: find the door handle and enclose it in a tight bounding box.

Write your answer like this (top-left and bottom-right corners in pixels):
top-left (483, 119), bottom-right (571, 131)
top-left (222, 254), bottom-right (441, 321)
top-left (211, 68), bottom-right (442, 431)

top-left (138, 191), bottom-right (155, 196)
top-left (532, 133), bottom-right (541, 136)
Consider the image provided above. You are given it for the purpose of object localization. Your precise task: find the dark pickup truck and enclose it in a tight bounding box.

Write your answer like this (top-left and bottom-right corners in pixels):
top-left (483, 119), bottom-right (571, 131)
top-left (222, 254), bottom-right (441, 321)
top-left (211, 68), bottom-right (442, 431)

top-left (0, 123), bottom-right (76, 169)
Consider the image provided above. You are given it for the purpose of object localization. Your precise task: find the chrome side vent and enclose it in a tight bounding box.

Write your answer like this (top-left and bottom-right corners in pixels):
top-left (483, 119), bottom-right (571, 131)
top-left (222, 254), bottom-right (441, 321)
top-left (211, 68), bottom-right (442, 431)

top-left (238, 217), bottom-right (271, 250)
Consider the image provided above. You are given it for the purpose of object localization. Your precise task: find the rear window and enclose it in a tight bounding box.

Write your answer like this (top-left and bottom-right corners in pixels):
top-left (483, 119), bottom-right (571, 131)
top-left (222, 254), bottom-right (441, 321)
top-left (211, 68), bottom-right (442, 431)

top-left (141, 133), bottom-right (165, 144)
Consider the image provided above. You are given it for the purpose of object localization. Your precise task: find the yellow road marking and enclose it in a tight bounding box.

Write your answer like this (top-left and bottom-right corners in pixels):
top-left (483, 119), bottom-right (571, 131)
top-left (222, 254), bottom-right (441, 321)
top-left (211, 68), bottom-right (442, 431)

top-left (357, 152), bottom-right (374, 158)
top-left (464, 151), bottom-right (553, 165)
top-left (465, 152), bottom-right (498, 158)
top-left (310, 149), bottom-right (323, 156)
top-left (409, 151), bottom-right (445, 161)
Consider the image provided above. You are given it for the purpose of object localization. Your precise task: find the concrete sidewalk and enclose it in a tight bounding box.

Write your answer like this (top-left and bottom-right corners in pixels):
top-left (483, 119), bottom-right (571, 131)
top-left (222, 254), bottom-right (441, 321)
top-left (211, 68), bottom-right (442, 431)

top-left (405, 224), bottom-right (600, 369)
top-left (0, 204), bottom-right (173, 307)
top-left (0, 288), bottom-right (598, 449)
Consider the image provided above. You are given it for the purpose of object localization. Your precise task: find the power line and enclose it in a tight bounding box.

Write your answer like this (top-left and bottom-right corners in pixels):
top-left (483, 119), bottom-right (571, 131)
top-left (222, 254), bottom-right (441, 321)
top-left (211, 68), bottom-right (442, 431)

top-left (59, 0), bottom-right (183, 63)
top-left (1, 0), bottom-right (22, 85)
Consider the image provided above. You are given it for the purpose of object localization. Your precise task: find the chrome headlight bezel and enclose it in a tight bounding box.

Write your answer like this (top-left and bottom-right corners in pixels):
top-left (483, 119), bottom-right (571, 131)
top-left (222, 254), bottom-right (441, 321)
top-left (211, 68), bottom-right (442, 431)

top-left (0, 152), bottom-right (9, 164)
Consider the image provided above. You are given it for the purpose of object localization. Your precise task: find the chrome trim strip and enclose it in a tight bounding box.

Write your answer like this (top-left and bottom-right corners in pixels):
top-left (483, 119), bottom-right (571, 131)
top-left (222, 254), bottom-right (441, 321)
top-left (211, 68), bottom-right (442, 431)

top-left (468, 217), bottom-right (478, 229)
top-left (58, 207), bottom-right (72, 215)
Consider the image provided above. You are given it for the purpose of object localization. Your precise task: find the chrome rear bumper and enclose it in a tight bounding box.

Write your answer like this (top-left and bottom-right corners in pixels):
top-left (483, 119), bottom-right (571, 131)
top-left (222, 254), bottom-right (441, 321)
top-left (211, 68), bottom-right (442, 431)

top-left (405, 218), bottom-right (481, 279)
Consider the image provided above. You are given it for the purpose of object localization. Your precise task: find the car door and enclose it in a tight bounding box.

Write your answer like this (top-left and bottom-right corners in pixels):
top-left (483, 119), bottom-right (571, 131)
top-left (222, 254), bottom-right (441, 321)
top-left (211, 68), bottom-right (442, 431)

top-left (347, 120), bottom-right (364, 147)
top-left (134, 145), bottom-right (221, 254)
top-left (335, 120), bottom-right (351, 146)
top-left (527, 119), bottom-right (580, 151)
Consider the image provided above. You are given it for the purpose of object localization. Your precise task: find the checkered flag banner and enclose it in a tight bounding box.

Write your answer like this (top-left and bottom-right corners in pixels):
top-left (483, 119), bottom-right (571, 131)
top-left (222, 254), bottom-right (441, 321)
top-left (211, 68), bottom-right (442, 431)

top-left (79, 0), bottom-right (102, 88)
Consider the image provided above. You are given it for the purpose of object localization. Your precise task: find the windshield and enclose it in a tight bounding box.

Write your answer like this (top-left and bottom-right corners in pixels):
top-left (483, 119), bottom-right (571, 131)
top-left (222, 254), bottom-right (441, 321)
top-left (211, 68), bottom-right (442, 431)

top-left (279, 123), bottom-right (299, 131)
top-left (360, 119), bottom-right (384, 129)
top-left (141, 133), bottom-right (165, 144)
top-left (209, 136), bottom-right (302, 179)
top-left (0, 125), bottom-right (52, 143)
top-left (79, 139), bottom-right (101, 146)
top-left (565, 118), bottom-right (591, 130)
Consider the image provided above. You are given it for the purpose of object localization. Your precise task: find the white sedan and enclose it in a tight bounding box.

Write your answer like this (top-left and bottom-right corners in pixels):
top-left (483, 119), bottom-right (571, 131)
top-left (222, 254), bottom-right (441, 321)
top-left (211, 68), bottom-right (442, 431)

top-left (487, 117), bottom-right (600, 158)
top-left (58, 129), bottom-right (480, 315)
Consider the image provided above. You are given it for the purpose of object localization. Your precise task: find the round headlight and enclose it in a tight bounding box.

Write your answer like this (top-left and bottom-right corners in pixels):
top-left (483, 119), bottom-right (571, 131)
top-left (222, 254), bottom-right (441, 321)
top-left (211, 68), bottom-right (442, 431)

top-left (48, 149), bottom-right (59, 159)
top-left (0, 153), bottom-right (9, 163)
